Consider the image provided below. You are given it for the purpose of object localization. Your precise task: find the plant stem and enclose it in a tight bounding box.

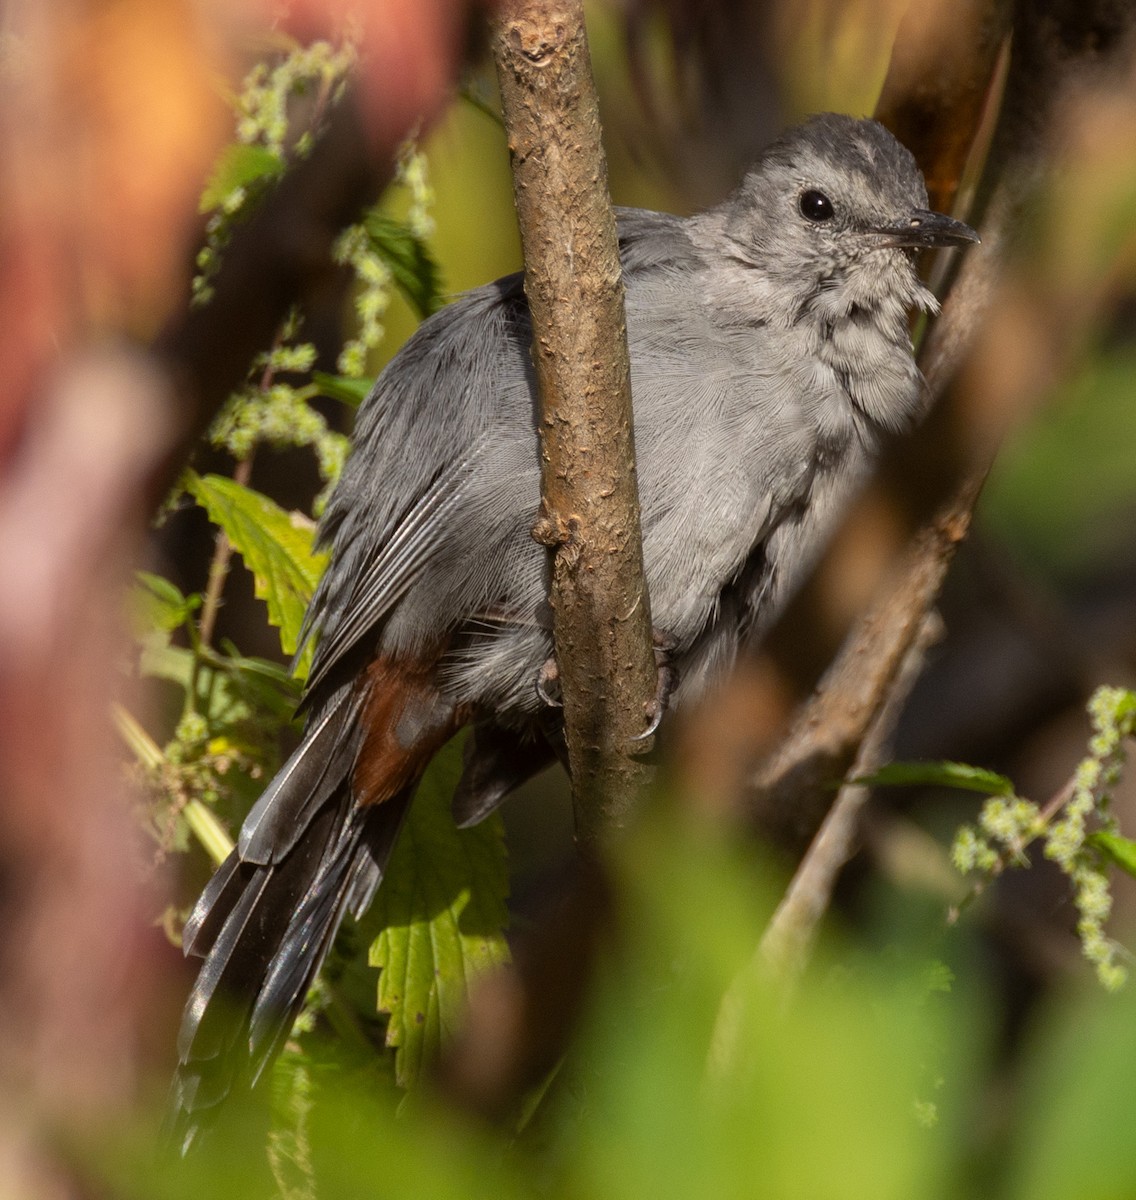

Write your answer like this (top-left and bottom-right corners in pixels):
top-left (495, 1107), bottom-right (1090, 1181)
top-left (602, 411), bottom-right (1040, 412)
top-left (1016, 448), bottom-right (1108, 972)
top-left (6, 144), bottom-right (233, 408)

top-left (197, 329), bottom-right (281, 654)
top-left (197, 451), bottom-right (255, 651)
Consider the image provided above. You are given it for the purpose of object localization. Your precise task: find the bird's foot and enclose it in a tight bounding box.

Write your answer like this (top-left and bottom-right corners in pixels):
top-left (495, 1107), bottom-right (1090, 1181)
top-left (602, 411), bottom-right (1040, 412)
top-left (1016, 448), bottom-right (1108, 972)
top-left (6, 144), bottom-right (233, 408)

top-left (630, 632), bottom-right (677, 743)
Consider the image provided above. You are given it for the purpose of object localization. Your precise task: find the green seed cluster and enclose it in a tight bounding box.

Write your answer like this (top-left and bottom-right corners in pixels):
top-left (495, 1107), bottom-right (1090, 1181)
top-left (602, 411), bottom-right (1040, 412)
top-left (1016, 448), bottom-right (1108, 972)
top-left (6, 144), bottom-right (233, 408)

top-left (1048, 686), bottom-right (1136, 990)
top-left (193, 37), bottom-right (358, 304)
top-left (236, 41), bottom-right (357, 156)
top-left (334, 142), bottom-right (436, 377)
top-left (334, 222), bottom-right (393, 378)
top-left (209, 324), bottom-right (350, 510)
top-left (398, 141), bottom-right (436, 241)
top-left (951, 685), bottom-right (1135, 991)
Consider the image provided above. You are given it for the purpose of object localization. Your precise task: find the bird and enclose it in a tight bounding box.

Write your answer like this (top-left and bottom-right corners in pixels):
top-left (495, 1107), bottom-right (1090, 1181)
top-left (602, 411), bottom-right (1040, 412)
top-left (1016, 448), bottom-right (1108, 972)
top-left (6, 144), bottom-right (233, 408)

top-left (169, 112), bottom-right (978, 1144)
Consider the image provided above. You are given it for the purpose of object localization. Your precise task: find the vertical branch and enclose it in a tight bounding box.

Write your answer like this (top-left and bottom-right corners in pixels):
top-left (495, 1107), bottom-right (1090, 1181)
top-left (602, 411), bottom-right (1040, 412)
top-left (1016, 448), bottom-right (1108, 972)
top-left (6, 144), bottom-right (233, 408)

top-left (492, 0), bottom-right (658, 844)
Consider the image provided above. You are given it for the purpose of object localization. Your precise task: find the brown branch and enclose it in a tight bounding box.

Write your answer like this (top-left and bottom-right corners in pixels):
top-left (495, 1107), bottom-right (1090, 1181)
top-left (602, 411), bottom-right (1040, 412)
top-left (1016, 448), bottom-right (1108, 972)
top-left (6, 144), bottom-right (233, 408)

top-left (748, 475), bottom-right (983, 854)
top-left (874, 0), bottom-right (1012, 219)
top-left (492, 0), bottom-right (658, 844)
top-left (760, 612), bottom-right (943, 981)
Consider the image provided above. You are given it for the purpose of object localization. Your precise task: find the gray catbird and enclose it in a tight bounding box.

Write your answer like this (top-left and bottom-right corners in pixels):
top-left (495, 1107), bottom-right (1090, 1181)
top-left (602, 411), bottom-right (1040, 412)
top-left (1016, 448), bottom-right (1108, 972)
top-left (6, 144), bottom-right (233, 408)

top-left (170, 112), bottom-right (977, 1141)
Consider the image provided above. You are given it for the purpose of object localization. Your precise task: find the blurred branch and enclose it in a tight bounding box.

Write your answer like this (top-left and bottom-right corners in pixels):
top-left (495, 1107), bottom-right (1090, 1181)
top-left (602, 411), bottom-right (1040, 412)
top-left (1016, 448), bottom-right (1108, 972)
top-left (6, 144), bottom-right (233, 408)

top-left (921, 0), bottom-right (1136, 427)
top-left (0, 348), bottom-right (172, 1142)
top-left (760, 611), bottom-right (943, 981)
top-left (748, 475), bottom-right (983, 853)
top-left (492, 0), bottom-right (658, 844)
top-left (875, 0), bottom-right (1012, 218)
top-left (437, 857), bottom-right (614, 1120)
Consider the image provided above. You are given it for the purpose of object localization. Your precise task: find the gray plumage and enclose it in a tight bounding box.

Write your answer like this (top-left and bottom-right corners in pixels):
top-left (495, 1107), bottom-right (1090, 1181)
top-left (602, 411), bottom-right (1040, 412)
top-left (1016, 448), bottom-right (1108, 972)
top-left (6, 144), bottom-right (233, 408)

top-left (169, 112), bottom-right (977, 1146)
top-left (306, 113), bottom-right (966, 710)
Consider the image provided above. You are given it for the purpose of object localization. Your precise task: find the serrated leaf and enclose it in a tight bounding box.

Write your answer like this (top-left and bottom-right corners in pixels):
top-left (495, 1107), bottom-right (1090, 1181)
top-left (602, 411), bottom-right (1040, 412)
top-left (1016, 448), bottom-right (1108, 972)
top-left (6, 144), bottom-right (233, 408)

top-left (185, 472), bottom-right (327, 659)
top-left (1089, 830), bottom-right (1136, 878)
top-left (364, 212), bottom-right (444, 317)
top-left (857, 760), bottom-right (1016, 797)
top-left (312, 371), bottom-right (374, 408)
top-left (200, 143), bottom-right (284, 213)
top-left (368, 736), bottom-right (510, 1089)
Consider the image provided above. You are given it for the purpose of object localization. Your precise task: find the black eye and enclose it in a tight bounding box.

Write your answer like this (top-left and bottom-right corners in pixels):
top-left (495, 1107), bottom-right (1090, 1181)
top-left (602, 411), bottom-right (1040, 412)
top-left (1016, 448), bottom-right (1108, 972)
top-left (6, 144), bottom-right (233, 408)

top-left (799, 189), bottom-right (834, 222)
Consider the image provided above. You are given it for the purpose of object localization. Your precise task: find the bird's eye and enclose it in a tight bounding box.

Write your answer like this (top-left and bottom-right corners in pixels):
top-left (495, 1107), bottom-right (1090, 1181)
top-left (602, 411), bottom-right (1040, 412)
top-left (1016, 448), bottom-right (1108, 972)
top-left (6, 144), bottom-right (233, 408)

top-left (799, 189), bottom-right (834, 222)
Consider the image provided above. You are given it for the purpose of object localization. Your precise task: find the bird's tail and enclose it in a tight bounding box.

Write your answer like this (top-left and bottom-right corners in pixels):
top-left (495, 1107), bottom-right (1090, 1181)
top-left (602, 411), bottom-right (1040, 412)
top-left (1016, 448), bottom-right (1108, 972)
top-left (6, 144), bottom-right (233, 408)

top-left (166, 686), bottom-right (410, 1153)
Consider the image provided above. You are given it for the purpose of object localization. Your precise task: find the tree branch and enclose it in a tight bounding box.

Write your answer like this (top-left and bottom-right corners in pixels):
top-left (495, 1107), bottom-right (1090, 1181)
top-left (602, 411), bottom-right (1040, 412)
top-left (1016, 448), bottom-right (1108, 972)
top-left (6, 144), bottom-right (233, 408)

top-left (748, 475), bottom-right (983, 853)
top-left (760, 612), bottom-right (943, 981)
top-left (874, 0), bottom-right (1012, 218)
top-left (492, 0), bottom-right (658, 844)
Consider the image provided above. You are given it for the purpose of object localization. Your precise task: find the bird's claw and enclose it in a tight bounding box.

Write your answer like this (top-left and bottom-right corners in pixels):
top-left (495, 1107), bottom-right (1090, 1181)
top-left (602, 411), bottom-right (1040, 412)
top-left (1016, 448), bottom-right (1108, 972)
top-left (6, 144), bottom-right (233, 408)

top-left (629, 637), bottom-right (677, 744)
top-left (539, 636), bottom-right (675, 737)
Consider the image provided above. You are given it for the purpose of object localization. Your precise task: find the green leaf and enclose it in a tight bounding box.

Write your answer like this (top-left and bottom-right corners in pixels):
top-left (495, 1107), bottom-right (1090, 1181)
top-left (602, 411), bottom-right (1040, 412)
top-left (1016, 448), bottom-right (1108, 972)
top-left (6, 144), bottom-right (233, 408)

top-left (368, 736), bottom-right (510, 1088)
top-left (312, 371), bottom-right (374, 408)
top-left (1088, 830), bottom-right (1136, 878)
top-left (138, 641), bottom-right (195, 690)
top-left (215, 642), bottom-right (303, 720)
top-left (364, 213), bottom-right (444, 318)
top-left (132, 570), bottom-right (200, 634)
top-left (857, 760), bottom-right (1016, 797)
top-left (1005, 965), bottom-right (1136, 1200)
top-left (200, 143), bottom-right (284, 213)
top-left (185, 472), bottom-right (327, 660)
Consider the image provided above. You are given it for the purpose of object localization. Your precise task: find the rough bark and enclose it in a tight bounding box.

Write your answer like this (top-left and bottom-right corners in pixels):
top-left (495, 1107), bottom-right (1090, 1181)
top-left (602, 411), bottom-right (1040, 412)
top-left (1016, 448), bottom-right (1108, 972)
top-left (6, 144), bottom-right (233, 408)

top-left (493, 0), bottom-right (658, 844)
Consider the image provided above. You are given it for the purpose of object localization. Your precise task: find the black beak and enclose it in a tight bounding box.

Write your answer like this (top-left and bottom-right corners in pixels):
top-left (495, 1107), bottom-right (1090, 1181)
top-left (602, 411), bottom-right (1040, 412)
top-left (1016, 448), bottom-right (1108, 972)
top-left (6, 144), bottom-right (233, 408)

top-left (871, 209), bottom-right (980, 250)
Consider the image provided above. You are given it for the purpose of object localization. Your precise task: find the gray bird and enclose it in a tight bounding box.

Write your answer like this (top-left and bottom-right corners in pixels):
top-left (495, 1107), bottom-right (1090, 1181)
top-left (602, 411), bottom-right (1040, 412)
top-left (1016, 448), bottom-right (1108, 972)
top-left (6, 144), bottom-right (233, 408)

top-left (170, 112), bottom-right (977, 1142)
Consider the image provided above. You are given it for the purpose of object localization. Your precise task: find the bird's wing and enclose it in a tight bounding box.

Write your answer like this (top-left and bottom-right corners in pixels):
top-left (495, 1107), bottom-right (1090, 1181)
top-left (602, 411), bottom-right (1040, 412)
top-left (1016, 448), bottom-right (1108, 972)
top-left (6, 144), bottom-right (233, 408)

top-left (299, 273), bottom-right (535, 696)
top-left (301, 447), bottom-right (486, 693)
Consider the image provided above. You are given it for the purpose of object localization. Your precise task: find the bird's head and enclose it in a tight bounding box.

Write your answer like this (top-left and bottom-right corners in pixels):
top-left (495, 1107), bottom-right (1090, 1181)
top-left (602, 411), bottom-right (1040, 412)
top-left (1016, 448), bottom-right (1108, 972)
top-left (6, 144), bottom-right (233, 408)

top-left (719, 113), bottom-right (978, 326)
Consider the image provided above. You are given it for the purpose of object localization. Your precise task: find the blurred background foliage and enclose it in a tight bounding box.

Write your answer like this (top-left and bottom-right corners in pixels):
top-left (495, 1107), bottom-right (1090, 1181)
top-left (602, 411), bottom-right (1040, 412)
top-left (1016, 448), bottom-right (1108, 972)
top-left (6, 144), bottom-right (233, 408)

top-left (1, 0), bottom-right (1136, 1196)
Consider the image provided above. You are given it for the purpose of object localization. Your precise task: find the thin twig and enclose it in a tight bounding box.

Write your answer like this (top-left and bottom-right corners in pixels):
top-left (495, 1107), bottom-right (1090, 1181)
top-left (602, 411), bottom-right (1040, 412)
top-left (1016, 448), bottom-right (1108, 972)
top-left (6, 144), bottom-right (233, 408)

top-left (760, 612), bottom-right (944, 981)
top-left (195, 334), bottom-right (277, 649)
top-left (748, 474), bottom-right (983, 852)
top-left (196, 452), bottom-right (254, 651)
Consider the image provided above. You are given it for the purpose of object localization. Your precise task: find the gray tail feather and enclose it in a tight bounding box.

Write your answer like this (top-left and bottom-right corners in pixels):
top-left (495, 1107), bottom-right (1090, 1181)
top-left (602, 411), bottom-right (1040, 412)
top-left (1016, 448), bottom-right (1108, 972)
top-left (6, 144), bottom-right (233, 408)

top-left (166, 745), bottom-right (411, 1153)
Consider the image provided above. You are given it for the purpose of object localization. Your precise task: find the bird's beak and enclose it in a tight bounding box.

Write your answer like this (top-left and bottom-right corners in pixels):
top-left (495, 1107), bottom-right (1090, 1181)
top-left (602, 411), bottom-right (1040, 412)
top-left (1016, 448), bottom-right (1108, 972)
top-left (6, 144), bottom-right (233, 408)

top-left (871, 209), bottom-right (980, 250)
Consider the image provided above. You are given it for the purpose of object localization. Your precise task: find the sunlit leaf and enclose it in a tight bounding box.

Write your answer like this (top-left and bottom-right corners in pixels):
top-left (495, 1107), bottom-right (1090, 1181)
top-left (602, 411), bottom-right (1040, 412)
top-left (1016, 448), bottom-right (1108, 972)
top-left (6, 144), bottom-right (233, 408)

top-left (1089, 830), bottom-right (1136, 879)
top-left (364, 212), bottom-right (444, 317)
top-left (368, 736), bottom-right (510, 1088)
top-left (139, 641), bottom-right (195, 690)
top-left (857, 760), bottom-right (1016, 796)
top-left (200, 143), bottom-right (284, 213)
top-left (216, 642), bottom-right (302, 720)
top-left (185, 472), bottom-right (327, 661)
top-left (312, 371), bottom-right (374, 408)
top-left (133, 570), bottom-right (200, 634)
